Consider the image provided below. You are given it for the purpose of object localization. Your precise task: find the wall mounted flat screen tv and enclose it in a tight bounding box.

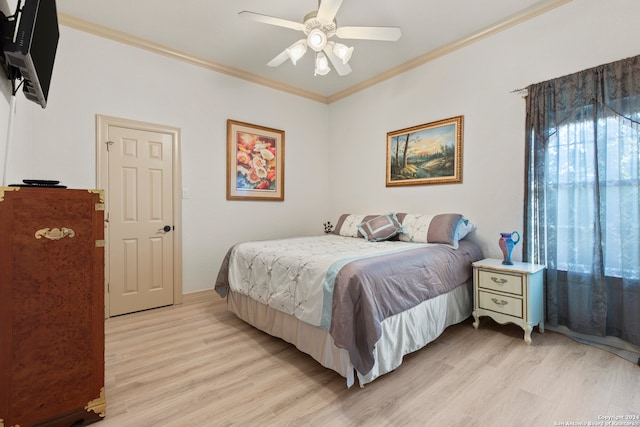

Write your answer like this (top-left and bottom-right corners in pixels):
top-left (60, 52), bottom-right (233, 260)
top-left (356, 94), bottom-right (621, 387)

top-left (3, 0), bottom-right (59, 108)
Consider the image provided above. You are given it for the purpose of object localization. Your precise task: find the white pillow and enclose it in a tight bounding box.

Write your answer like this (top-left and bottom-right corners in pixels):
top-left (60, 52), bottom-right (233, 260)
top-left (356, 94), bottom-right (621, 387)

top-left (398, 214), bottom-right (435, 243)
top-left (338, 214), bottom-right (367, 237)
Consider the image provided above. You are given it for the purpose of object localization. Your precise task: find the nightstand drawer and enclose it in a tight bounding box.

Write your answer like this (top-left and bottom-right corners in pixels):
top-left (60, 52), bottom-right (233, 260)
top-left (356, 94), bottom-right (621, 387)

top-left (478, 270), bottom-right (523, 295)
top-left (478, 291), bottom-right (523, 318)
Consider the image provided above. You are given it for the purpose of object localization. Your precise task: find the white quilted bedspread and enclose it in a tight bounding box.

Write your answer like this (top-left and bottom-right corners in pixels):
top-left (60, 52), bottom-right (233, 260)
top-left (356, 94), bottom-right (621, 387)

top-left (227, 234), bottom-right (424, 327)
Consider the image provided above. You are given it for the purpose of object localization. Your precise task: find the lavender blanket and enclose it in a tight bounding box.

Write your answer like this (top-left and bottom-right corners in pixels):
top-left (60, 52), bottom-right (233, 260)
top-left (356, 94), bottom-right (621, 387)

top-left (329, 240), bottom-right (482, 374)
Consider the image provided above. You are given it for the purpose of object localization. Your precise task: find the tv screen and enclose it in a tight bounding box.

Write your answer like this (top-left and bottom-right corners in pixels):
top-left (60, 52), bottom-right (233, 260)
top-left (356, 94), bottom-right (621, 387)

top-left (4, 0), bottom-right (59, 108)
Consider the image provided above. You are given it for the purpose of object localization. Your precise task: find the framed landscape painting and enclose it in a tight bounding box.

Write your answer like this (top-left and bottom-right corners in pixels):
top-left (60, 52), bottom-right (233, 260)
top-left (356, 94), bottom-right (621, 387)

top-left (227, 119), bottom-right (285, 201)
top-left (386, 115), bottom-right (463, 186)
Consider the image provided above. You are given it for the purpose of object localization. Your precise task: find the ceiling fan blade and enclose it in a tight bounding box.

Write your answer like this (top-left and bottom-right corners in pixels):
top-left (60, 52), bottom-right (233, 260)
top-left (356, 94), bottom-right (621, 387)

top-left (267, 50), bottom-right (290, 67)
top-left (317, 0), bottom-right (343, 23)
top-left (239, 11), bottom-right (305, 32)
top-left (323, 45), bottom-right (352, 76)
top-left (336, 26), bottom-right (402, 41)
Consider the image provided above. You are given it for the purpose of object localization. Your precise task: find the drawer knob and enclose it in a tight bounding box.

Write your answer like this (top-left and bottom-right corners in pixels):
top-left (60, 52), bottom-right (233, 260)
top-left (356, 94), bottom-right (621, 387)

top-left (491, 297), bottom-right (508, 306)
top-left (490, 276), bottom-right (507, 285)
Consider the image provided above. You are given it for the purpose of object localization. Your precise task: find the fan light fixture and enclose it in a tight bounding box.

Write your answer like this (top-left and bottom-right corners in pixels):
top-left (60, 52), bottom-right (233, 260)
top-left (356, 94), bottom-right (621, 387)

top-left (314, 52), bottom-right (331, 76)
top-left (332, 42), bottom-right (353, 64)
top-left (307, 28), bottom-right (327, 51)
top-left (286, 40), bottom-right (307, 65)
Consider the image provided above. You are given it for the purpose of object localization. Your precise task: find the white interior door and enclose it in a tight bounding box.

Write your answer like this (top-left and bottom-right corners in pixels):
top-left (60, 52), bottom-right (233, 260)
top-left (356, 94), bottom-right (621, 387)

top-left (97, 116), bottom-right (182, 317)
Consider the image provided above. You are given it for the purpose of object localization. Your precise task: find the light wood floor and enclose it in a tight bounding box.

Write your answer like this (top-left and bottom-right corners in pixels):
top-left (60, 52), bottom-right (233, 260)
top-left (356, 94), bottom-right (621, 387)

top-left (99, 291), bottom-right (640, 427)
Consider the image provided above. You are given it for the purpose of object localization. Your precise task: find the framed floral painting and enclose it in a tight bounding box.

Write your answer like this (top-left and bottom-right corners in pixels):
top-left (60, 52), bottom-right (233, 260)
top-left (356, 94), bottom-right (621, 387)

top-left (386, 115), bottom-right (463, 186)
top-left (227, 119), bottom-right (285, 201)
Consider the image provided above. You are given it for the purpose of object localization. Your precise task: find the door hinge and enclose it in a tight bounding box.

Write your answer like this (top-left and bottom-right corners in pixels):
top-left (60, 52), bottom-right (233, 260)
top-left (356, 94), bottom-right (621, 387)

top-left (105, 140), bottom-right (115, 151)
top-left (96, 240), bottom-right (105, 247)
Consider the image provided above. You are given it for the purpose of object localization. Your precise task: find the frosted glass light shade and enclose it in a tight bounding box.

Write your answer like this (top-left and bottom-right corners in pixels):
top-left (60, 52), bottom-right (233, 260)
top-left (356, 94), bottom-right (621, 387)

top-left (314, 52), bottom-right (330, 76)
top-left (333, 43), bottom-right (353, 64)
top-left (286, 41), bottom-right (307, 65)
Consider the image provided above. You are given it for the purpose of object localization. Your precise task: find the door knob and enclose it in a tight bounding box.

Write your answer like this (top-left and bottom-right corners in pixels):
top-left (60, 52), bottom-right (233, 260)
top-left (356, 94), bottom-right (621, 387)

top-left (160, 225), bottom-right (172, 233)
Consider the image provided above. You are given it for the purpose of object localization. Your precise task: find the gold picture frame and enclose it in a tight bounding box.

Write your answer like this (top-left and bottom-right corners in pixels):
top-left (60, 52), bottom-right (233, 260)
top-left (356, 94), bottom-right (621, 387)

top-left (386, 115), bottom-right (463, 186)
top-left (227, 119), bottom-right (285, 201)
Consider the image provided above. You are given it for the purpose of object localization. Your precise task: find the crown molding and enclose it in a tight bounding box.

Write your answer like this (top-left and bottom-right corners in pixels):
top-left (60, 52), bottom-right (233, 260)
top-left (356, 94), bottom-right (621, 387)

top-left (327, 0), bottom-right (573, 103)
top-left (58, 14), bottom-right (329, 104)
top-left (59, 0), bottom-right (572, 105)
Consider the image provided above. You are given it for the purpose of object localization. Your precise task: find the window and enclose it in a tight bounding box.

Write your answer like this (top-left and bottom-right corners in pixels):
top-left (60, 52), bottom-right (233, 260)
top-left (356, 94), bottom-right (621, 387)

top-left (547, 112), bottom-right (640, 279)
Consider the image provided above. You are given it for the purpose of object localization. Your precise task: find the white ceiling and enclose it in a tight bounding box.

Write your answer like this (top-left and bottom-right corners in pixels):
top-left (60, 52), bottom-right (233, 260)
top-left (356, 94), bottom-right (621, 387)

top-left (56, 0), bottom-right (571, 102)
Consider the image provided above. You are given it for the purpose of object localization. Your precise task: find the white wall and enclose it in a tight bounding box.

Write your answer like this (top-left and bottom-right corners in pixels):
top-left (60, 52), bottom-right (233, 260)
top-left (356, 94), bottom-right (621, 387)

top-left (0, 26), bottom-right (331, 293)
top-left (0, 0), bottom-right (15, 185)
top-left (1, 0), bottom-right (639, 293)
top-left (327, 0), bottom-right (640, 260)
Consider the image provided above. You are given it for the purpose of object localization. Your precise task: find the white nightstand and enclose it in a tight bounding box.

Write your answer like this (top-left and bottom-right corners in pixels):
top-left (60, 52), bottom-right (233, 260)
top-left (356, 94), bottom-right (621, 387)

top-left (472, 258), bottom-right (545, 344)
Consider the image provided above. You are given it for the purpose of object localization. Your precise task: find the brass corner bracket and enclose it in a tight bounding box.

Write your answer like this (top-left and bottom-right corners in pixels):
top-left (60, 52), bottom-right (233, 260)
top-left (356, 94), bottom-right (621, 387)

top-left (85, 387), bottom-right (106, 418)
top-left (88, 189), bottom-right (105, 204)
top-left (0, 186), bottom-right (20, 202)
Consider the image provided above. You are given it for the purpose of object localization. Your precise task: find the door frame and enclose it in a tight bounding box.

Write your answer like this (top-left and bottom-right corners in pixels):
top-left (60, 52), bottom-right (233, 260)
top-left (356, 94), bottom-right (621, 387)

top-left (96, 114), bottom-right (183, 318)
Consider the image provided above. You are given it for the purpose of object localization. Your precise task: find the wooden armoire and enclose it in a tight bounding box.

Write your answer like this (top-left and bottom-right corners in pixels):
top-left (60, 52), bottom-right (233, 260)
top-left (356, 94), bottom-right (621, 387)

top-left (0, 187), bottom-right (105, 427)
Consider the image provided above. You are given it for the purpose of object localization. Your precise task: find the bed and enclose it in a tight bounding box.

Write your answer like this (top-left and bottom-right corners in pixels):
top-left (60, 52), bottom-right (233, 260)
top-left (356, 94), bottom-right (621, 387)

top-left (215, 212), bottom-right (483, 387)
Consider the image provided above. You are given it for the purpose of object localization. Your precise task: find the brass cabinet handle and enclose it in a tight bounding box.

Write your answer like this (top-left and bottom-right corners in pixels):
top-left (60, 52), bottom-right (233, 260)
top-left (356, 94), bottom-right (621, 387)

top-left (491, 297), bottom-right (508, 306)
top-left (490, 276), bottom-right (508, 285)
top-left (35, 227), bottom-right (76, 241)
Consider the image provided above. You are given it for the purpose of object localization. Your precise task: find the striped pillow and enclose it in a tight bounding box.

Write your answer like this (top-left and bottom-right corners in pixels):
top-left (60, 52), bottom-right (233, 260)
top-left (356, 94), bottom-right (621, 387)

top-left (399, 213), bottom-right (468, 248)
top-left (333, 214), bottom-right (377, 237)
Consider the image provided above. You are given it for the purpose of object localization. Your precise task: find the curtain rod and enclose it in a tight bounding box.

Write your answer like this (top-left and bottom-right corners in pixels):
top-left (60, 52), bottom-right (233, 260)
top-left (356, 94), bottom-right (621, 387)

top-left (510, 87), bottom-right (528, 98)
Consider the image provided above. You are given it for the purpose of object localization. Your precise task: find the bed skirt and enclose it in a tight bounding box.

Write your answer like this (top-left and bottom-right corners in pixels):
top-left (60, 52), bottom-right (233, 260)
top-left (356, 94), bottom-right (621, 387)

top-left (226, 280), bottom-right (472, 387)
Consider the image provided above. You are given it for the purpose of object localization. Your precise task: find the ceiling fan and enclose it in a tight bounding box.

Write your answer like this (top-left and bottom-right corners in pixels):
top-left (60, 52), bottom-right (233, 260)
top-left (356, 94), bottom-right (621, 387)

top-left (239, 0), bottom-right (401, 77)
